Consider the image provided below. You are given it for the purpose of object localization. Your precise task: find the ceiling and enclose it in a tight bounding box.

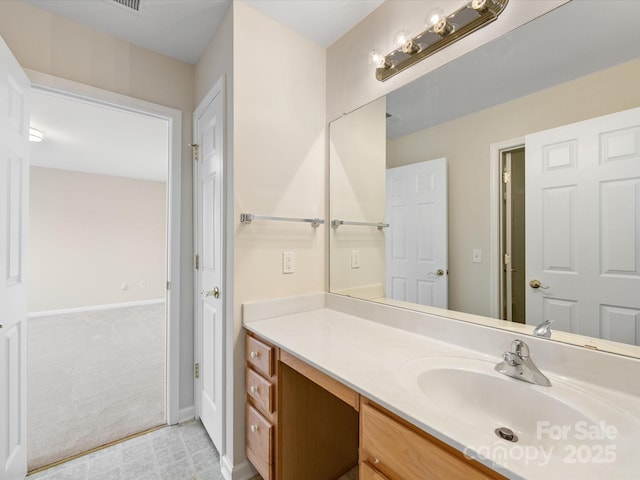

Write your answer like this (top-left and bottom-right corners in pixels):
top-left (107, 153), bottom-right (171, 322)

top-left (243, 0), bottom-right (383, 49)
top-left (23, 0), bottom-right (384, 64)
top-left (30, 89), bottom-right (168, 182)
top-left (24, 0), bottom-right (383, 180)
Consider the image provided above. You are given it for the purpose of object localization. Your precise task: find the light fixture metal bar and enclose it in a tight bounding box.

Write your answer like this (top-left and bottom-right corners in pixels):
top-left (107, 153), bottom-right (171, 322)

top-left (376, 0), bottom-right (509, 82)
top-left (240, 213), bottom-right (324, 228)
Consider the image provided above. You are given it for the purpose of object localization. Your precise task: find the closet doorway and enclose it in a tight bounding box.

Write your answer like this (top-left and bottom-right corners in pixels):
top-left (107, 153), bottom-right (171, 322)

top-left (26, 81), bottom-right (178, 472)
top-left (499, 147), bottom-right (526, 324)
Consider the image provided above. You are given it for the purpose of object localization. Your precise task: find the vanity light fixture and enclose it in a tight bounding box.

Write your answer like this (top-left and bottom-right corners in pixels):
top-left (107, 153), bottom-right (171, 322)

top-left (29, 127), bottom-right (44, 142)
top-left (373, 0), bottom-right (509, 81)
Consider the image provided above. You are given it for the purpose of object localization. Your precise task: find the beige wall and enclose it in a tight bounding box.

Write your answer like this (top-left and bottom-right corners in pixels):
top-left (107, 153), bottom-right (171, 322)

top-left (29, 168), bottom-right (166, 312)
top-left (387, 59), bottom-right (640, 316)
top-left (195, 1), bottom-right (327, 469)
top-left (0, 0), bottom-right (195, 411)
top-left (195, 4), bottom-right (233, 107)
top-left (330, 96), bottom-right (386, 295)
top-left (326, 0), bottom-right (567, 122)
top-left (231, 0), bottom-right (327, 466)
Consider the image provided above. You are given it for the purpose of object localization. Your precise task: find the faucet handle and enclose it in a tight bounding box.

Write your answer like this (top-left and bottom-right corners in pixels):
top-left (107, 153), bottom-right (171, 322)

top-left (502, 351), bottom-right (522, 366)
top-left (511, 339), bottom-right (530, 359)
top-left (533, 319), bottom-right (554, 338)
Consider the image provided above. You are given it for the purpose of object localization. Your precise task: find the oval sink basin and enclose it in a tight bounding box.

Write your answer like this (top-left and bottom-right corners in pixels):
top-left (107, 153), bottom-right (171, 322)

top-left (397, 355), bottom-right (640, 454)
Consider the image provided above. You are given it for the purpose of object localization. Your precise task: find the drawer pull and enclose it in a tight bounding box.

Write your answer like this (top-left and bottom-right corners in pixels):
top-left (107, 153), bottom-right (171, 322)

top-left (250, 385), bottom-right (258, 394)
top-left (250, 424), bottom-right (258, 433)
top-left (372, 457), bottom-right (380, 464)
top-left (250, 351), bottom-right (259, 359)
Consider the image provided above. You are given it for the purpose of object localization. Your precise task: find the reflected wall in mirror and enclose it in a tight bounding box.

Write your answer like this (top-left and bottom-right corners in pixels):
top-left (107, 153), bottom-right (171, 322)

top-left (329, 0), bottom-right (640, 358)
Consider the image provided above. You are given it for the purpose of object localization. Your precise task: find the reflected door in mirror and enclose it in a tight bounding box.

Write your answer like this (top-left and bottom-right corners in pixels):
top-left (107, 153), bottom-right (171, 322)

top-left (386, 158), bottom-right (448, 308)
top-left (526, 106), bottom-right (640, 345)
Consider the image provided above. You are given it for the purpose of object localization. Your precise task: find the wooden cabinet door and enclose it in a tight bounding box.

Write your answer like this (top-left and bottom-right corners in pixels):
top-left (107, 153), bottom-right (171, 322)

top-left (361, 461), bottom-right (390, 480)
top-left (361, 403), bottom-right (498, 480)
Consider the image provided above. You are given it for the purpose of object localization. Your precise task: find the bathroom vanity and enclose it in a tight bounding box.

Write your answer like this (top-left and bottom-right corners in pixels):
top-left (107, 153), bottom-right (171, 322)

top-left (243, 293), bottom-right (640, 480)
top-left (245, 331), bottom-right (500, 480)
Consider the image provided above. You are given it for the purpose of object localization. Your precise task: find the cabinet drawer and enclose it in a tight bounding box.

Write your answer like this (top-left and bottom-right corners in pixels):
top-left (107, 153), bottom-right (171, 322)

top-left (247, 367), bottom-right (274, 414)
top-left (361, 404), bottom-right (495, 480)
top-left (361, 461), bottom-right (390, 480)
top-left (247, 335), bottom-right (275, 378)
top-left (246, 404), bottom-right (273, 480)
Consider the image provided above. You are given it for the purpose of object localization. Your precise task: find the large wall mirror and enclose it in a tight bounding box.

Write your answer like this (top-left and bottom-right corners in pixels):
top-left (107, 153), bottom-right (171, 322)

top-left (329, 0), bottom-right (640, 358)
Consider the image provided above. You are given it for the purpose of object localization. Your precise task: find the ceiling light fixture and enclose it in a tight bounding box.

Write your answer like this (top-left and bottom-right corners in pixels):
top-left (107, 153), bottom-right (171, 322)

top-left (29, 127), bottom-right (44, 143)
top-left (373, 0), bottom-right (509, 82)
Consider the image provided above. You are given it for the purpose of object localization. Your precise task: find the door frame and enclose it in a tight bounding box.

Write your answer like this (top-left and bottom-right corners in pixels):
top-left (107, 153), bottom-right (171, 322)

top-left (26, 69), bottom-right (183, 425)
top-left (192, 76), bottom-right (226, 449)
top-left (489, 136), bottom-right (524, 319)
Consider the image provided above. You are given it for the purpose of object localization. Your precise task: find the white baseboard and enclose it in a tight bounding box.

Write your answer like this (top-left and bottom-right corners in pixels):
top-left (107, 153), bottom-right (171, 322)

top-left (178, 406), bottom-right (196, 424)
top-left (28, 298), bottom-right (166, 318)
top-left (221, 456), bottom-right (256, 480)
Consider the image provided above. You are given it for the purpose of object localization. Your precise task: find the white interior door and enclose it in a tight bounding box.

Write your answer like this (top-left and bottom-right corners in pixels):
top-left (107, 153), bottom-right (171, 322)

top-left (526, 107), bottom-right (640, 344)
top-left (194, 83), bottom-right (224, 452)
top-left (386, 158), bottom-right (448, 308)
top-left (0, 36), bottom-right (30, 480)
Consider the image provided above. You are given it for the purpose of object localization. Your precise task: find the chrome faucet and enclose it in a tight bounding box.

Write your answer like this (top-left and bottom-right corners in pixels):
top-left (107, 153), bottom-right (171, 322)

top-left (533, 319), bottom-right (554, 338)
top-left (495, 339), bottom-right (551, 387)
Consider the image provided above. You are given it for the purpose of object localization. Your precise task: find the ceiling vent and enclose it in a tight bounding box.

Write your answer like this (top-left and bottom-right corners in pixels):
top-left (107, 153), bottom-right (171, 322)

top-left (111, 0), bottom-right (141, 13)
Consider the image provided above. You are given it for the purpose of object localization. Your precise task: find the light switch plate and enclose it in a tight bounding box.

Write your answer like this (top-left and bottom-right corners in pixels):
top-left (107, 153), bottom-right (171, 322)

top-left (351, 250), bottom-right (360, 269)
top-left (472, 249), bottom-right (482, 263)
top-left (282, 251), bottom-right (295, 274)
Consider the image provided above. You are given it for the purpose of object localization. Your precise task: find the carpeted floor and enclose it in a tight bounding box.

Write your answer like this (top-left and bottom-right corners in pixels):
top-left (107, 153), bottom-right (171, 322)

top-left (27, 303), bottom-right (166, 471)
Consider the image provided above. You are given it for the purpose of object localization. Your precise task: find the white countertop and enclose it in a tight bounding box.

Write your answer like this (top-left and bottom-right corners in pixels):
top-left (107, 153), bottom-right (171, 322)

top-left (243, 303), bottom-right (640, 480)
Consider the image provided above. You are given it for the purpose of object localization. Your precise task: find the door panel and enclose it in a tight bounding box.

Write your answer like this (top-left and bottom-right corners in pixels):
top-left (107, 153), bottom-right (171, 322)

top-left (7, 157), bottom-right (23, 282)
top-left (526, 106), bottom-right (640, 345)
top-left (541, 186), bottom-right (575, 272)
top-left (0, 34), bottom-right (30, 480)
top-left (600, 178), bottom-right (639, 275)
top-left (200, 302), bottom-right (218, 427)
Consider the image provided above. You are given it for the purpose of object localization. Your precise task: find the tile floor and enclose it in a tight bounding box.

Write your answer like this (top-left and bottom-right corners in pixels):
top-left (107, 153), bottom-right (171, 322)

top-left (27, 421), bottom-right (226, 480)
top-left (27, 419), bottom-right (358, 480)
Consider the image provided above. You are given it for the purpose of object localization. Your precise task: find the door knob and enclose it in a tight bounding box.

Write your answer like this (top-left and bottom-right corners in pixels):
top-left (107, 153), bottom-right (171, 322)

top-left (429, 269), bottom-right (445, 277)
top-left (202, 287), bottom-right (220, 298)
top-left (529, 279), bottom-right (549, 289)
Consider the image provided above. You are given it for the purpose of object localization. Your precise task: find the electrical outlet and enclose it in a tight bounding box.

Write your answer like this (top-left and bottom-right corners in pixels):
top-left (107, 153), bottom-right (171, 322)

top-left (351, 250), bottom-right (360, 269)
top-left (139, 280), bottom-right (146, 288)
top-left (472, 249), bottom-right (482, 263)
top-left (282, 251), bottom-right (295, 274)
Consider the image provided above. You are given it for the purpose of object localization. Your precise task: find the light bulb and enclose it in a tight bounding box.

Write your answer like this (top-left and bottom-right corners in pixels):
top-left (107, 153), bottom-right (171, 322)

top-left (369, 49), bottom-right (391, 69)
top-left (393, 29), bottom-right (411, 49)
top-left (425, 7), bottom-right (445, 29)
top-left (369, 49), bottom-right (382, 66)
